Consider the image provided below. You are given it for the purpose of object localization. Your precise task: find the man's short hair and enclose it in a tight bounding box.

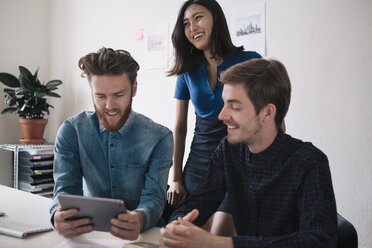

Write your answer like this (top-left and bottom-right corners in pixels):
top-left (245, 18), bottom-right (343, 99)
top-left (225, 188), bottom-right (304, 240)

top-left (220, 58), bottom-right (291, 128)
top-left (78, 47), bottom-right (140, 85)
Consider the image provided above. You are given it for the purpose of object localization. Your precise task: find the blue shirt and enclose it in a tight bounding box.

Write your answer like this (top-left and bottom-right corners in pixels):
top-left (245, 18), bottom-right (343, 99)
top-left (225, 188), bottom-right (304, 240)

top-left (171, 130), bottom-right (337, 247)
top-left (50, 111), bottom-right (173, 231)
top-left (174, 51), bottom-right (261, 118)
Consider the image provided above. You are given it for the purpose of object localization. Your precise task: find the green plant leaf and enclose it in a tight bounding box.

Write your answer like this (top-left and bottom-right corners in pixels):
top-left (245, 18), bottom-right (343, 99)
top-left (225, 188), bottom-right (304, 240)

top-left (20, 101), bottom-right (28, 111)
top-left (47, 86), bottom-right (58, 91)
top-left (19, 66), bottom-right (40, 89)
top-left (1, 107), bottom-right (17, 115)
top-left (34, 91), bottom-right (46, 98)
top-left (46, 80), bottom-right (62, 87)
top-left (5, 94), bottom-right (16, 105)
top-left (46, 92), bottom-right (61, 98)
top-left (0, 73), bottom-right (20, 87)
top-left (15, 88), bottom-right (31, 95)
top-left (19, 66), bottom-right (34, 83)
top-left (4, 94), bottom-right (12, 102)
top-left (16, 109), bottom-right (26, 118)
top-left (4, 88), bottom-right (15, 94)
top-left (33, 67), bottom-right (41, 85)
top-left (19, 74), bottom-right (30, 89)
top-left (1, 66), bottom-right (62, 119)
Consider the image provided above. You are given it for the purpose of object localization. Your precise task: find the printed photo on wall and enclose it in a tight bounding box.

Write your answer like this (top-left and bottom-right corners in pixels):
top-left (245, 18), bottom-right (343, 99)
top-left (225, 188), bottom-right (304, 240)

top-left (232, 2), bottom-right (266, 56)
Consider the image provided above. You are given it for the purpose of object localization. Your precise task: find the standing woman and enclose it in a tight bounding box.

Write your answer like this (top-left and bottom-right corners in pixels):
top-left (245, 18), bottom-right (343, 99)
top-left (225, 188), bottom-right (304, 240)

top-left (167, 0), bottom-right (261, 235)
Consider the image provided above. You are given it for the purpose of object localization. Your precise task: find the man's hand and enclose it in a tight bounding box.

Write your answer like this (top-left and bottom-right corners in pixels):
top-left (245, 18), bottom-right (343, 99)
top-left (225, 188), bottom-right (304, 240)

top-left (54, 205), bottom-right (93, 238)
top-left (159, 209), bottom-right (233, 248)
top-left (167, 181), bottom-right (187, 207)
top-left (110, 210), bottom-right (144, 240)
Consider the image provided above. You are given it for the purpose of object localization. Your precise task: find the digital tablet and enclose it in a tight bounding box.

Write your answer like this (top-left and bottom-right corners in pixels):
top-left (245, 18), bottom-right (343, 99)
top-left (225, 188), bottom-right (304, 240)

top-left (58, 194), bottom-right (126, 232)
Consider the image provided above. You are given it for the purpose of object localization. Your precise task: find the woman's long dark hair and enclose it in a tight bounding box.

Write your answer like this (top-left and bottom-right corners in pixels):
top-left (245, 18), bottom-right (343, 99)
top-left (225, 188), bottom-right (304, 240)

top-left (168, 0), bottom-right (243, 76)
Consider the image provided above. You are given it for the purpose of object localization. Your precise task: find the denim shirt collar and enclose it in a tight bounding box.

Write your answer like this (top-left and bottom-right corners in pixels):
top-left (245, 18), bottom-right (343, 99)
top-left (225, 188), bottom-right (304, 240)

top-left (98, 110), bottom-right (136, 135)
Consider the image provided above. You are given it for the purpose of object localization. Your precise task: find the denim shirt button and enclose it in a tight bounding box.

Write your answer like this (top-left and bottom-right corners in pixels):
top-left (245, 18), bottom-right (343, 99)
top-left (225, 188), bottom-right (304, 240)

top-left (112, 185), bottom-right (116, 189)
top-left (110, 144), bottom-right (114, 147)
top-left (111, 165), bottom-right (114, 168)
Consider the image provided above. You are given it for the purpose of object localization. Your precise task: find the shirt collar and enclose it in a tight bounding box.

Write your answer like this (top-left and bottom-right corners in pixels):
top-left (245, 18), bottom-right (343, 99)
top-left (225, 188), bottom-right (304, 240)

top-left (118, 111), bottom-right (135, 135)
top-left (198, 52), bottom-right (234, 72)
top-left (250, 128), bottom-right (285, 163)
top-left (97, 110), bottom-right (136, 135)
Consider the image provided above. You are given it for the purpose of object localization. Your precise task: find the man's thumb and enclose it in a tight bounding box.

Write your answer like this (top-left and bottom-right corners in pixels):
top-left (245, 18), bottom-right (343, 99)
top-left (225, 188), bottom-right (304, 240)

top-left (182, 209), bottom-right (199, 222)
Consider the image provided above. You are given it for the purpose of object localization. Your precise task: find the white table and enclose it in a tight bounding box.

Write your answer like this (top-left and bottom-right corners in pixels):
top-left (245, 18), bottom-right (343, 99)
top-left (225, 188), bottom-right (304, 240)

top-left (0, 185), bottom-right (162, 248)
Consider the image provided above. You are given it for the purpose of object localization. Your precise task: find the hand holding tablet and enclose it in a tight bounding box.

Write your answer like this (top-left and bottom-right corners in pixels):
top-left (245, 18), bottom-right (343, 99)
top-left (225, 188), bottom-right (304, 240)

top-left (58, 194), bottom-right (126, 232)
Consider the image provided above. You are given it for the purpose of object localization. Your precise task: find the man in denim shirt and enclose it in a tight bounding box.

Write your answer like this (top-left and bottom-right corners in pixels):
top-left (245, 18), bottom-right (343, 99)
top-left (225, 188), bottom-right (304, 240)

top-left (50, 47), bottom-right (173, 240)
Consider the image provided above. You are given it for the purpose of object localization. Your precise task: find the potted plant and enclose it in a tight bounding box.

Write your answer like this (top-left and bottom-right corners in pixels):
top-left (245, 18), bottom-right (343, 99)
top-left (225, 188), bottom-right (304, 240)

top-left (0, 66), bottom-right (62, 144)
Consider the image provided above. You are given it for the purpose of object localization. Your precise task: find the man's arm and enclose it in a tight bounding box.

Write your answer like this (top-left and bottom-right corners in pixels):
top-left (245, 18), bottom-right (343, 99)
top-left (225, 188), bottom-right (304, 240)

top-left (134, 130), bottom-right (174, 231)
top-left (160, 209), bottom-right (234, 248)
top-left (50, 120), bottom-right (83, 217)
top-left (50, 120), bottom-right (93, 237)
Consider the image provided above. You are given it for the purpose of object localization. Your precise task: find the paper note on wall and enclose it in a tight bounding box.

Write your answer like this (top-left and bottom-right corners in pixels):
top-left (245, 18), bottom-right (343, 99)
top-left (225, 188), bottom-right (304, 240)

top-left (143, 23), bottom-right (169, 70)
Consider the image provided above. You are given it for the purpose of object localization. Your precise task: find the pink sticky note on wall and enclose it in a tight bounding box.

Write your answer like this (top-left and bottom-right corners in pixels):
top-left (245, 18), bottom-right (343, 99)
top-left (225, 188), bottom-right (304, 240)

top-left (134, 28), bottom-right (143, 40)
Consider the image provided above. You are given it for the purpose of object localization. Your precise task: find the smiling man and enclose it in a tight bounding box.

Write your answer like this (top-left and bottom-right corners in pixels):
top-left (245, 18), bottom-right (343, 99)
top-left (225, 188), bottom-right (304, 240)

top-left (160, 58), bottom-right (337, 248)
top-left (50, 47), bottom-right (173, 240)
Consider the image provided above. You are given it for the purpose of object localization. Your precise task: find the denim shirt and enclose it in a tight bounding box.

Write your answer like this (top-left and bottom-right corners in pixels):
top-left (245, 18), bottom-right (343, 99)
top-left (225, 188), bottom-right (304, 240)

top-left (50, 111), bottom-right (173, 231)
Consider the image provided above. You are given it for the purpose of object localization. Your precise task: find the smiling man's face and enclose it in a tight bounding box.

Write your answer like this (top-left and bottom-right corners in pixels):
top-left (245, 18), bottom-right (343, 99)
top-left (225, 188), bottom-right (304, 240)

top-left (218, 83), bottom-right (264, 145)
top-left (91, 73), bottom-right (137, 131)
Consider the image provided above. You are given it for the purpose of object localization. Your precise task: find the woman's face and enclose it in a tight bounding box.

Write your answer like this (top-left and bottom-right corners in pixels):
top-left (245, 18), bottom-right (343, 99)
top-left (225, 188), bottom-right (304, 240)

top-left (183, 4), bottom-right (214, 52)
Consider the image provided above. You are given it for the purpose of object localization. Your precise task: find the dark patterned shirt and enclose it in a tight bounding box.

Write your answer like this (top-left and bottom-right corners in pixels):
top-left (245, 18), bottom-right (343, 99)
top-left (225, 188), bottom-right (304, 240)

top-left (171, 129), bottom-right (337, 247)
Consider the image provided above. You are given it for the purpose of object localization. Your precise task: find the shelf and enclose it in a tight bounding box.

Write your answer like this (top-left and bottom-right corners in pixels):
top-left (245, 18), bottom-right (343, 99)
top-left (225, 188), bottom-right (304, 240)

top-left (0, 144), bottom-right (54, 189)
top-left (0, 144), bottom-right (54, 152)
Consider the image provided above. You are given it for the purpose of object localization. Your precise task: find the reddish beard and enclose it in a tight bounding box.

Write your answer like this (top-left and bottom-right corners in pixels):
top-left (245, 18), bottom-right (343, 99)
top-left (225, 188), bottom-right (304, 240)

top-left (94, 97), bottom-right (132, 132)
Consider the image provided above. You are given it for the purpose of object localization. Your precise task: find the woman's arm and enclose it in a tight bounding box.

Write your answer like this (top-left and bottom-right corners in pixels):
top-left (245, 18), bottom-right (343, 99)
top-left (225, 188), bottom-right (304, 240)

top-left (167, 99), bottom-right (189, 206)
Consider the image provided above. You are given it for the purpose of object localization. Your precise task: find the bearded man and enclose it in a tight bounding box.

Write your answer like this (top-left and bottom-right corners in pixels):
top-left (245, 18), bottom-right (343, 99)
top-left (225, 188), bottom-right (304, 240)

top-left (50, 47), bottom-right (173, 241)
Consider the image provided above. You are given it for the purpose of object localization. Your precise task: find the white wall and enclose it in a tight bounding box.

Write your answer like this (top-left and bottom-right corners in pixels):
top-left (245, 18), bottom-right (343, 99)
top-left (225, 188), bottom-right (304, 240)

top-left (266, 1), bottom-right (372, 246)
top-left (0, 0), bottom-right (371, 246)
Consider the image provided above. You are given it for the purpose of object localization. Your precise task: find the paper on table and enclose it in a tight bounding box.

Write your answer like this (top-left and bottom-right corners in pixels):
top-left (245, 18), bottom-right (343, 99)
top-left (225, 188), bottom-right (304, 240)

top-left (55, 238), bottom-right (130, 248)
